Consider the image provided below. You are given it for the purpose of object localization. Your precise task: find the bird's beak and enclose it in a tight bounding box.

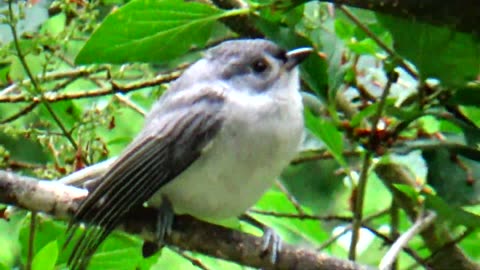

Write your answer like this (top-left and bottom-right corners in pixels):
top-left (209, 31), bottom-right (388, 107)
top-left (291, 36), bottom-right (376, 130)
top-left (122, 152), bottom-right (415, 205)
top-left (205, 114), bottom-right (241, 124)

top-left (285, 47), bottom-right (313, 70)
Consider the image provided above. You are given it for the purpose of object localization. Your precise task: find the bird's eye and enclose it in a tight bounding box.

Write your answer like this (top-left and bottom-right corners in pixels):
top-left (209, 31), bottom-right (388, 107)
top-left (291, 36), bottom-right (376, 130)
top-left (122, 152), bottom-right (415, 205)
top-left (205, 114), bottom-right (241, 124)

top-left (251, 59), bottom-right (269, 73)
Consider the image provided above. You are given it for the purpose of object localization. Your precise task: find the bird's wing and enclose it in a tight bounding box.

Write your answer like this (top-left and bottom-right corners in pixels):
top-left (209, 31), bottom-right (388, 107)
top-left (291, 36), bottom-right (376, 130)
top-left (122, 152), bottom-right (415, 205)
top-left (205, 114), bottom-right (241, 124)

top-left (65, 87), bottom-right (225, 270)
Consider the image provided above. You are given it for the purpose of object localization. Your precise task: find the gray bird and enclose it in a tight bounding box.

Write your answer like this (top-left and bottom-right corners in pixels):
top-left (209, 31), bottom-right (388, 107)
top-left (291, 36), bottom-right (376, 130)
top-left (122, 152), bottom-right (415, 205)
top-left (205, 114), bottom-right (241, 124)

top-left (65, 39), bottom-right (312, 269)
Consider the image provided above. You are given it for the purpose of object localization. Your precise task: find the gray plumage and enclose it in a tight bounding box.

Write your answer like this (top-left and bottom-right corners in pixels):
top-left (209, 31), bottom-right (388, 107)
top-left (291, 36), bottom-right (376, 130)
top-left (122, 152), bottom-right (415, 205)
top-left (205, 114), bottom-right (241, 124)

top-left (65, 39), bottom-right (310, 269)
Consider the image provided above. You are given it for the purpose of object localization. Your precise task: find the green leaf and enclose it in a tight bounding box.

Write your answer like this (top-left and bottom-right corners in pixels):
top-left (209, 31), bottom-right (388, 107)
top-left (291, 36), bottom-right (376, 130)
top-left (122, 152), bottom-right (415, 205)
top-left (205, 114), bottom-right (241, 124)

top-left (422, 147), bottom-right (480, 206)
top-left (425, 194), bottom-right (480, 228)
top-left (448, 84), bottom-right (480, 106)
top-left (76, 0), bottom-right (243, 64)
top-left (39, 100), bottom-right (83, 132)
top-left (334, 18), bottom-right (354, 40)
top-left (378, 15), bottom-right (480, 86)
top-left (393, 183), bottom-right (419, 201)
top-left (316, 18), bottom-right (349, 106)
top-left (304, 109), bottom-right (346, 166)
top-left (0, 212), bottom-right (24, 269)
top-left (40, 12), bottom-right (66, 36)
top-left (32, 241), bottom-right (58, 270)
top-left (351, 103), bottom-right (379, 127)
top-left (19, 218), bottom-right (65, 264)
top-left (347, 38), bottom-right (380, 55)
top-left (63, 228), bottom-right (145, 270)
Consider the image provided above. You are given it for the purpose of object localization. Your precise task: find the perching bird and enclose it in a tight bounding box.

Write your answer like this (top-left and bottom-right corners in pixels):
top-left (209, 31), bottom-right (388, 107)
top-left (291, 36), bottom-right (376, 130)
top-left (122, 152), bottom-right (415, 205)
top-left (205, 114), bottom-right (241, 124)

top-left (65, 39), bottom-right (312, 269)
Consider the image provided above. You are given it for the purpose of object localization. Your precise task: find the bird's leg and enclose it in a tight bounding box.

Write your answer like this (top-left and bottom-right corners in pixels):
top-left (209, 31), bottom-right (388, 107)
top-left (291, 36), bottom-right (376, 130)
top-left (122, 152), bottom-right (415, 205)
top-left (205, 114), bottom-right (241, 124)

top-left (122, 198), bottom-right (175, 258)
top-left (155, 197), bottom-right (175, 245)
top-left (240, 214), bottom-right (282, 264)
top-left (141, 197), bottom-right (175, 257)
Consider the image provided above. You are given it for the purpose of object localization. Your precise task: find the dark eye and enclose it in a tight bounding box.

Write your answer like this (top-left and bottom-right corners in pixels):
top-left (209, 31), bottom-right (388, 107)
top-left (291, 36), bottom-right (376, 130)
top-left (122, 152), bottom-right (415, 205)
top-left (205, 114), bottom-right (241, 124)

top-left (251, 59), bottom-right (269, 73)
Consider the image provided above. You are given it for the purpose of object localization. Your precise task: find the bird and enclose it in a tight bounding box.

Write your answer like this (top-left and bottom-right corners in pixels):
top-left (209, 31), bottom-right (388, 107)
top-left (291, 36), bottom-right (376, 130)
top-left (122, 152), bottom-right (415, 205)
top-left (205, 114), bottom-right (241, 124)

top-left (64, 38), bottom-right (312, 269)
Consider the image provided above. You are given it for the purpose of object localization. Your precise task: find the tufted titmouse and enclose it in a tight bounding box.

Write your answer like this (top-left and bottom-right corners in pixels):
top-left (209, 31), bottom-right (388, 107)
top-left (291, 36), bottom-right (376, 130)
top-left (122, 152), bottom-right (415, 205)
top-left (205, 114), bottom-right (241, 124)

top-left (65, 39), bottom-right (312, 269)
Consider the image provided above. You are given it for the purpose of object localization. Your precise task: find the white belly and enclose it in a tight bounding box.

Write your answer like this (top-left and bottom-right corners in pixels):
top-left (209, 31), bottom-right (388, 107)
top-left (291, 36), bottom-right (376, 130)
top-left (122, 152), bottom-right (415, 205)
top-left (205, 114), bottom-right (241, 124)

top-left (149, 90), bottom-right (303, 220)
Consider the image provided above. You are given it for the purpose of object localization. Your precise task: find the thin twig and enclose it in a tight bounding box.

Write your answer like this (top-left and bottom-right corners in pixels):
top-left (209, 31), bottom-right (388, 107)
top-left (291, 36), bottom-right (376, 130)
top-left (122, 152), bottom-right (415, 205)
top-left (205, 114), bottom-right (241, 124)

top-left (317, 225), bottom-right (351, 251)
top-left (26, 211), bottom-right (37, 270)
top-left (0, 102), bottom-right (39, 124)
top-left (275, 180), bottom-right (304, 215)
top-left (348, 152), bottom-right (371, 260)
top-left (370, 71), bottom-right (396, 145)
top-left (379, 211), bottom-right (436, 270)
top-left (362, 225), bottom-right (426, 267)
top-left (427, 227), bottom-right (476, 262)
top-left (171, 247), bottom-right (211, 270)
top-left (338, 5), bottom-right (418, 80)
top-left (290, 150), bottom-right (360, 165)
top-left (6, 160), bottom-right (47, 170)
top-left (0, 71), bottom-right (181, 103)
top-left (349, 68), bottom-right (396, 261)
top-left (249, 209), bottom-right (352, 222)
top-left (113, 93), bottom-right (147, 116)
top-left (389, 199), bottom-right (400, 270)
top-left (7, 0), bottom-right (79, 151)
top-left (0, 66), bottom-right (108, 90)
top-left (318, 209), bottom-right (388, 251)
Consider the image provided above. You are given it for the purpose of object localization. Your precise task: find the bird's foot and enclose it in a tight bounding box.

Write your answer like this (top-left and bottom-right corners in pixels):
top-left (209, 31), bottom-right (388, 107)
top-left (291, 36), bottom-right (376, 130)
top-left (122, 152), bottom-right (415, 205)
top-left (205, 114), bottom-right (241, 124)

top-left (260, 227), bottom-right (282, 263)
top-left (240, 214), bottom-right (282, 264)
top-left (155, 198), bottom-right (175, 244)
top-left (141, 198), bottom-right (175, 258)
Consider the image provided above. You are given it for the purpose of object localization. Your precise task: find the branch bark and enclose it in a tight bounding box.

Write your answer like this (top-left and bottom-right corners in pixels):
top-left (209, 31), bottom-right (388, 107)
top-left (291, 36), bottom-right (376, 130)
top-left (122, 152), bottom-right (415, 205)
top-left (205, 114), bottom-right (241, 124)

top-left (375, 163), bottom-right (480, 270)
top-left (0, 170), bottom-right (373, 270)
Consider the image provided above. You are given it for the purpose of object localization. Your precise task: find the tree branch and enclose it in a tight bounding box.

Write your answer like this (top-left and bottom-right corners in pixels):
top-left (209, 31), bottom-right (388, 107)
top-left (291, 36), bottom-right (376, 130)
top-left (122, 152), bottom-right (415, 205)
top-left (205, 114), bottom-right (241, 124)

top-left (375, 163), bottom-right (480, 270)
top-left (0, 71), bottom-right (181, 103)
top-left (0, 170), bottom-right (373, 270)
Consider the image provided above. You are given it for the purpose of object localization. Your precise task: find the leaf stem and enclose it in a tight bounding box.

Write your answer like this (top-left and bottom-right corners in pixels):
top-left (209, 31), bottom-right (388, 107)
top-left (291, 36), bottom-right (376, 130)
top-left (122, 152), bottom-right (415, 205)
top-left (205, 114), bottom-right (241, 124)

top-left (219, 7), bottom-right (251, 18)
top-left (349, 69), bottom-right (397, 260)
top-left (348, 152), bottom-right (371, 260)
top-left (26, 212), bottom-right (37, 270)
top-left (338, 5), bottom-right (418, 80)
top-left (7, 0), bottom-right (80, 152)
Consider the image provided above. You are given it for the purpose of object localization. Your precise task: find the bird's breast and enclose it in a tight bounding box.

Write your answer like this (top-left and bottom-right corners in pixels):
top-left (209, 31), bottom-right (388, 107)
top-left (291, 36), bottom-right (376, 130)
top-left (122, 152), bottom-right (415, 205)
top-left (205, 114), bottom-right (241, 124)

top-left (150, 91), bottom-right (304, 220)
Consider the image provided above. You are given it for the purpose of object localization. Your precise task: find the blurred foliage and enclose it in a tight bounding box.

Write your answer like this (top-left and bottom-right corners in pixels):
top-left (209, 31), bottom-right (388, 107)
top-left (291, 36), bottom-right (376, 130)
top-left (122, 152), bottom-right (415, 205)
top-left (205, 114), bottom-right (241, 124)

top-left (0, 0), bottom-right (479, 269)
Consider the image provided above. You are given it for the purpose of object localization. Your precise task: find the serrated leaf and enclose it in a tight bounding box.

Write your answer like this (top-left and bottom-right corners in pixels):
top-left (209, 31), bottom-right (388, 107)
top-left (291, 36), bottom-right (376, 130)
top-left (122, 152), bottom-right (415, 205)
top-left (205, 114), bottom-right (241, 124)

top-left (304, 109), bottom-right (346, 166)
top-left (32, 241), bottom-right (58, 270)
top-left (76, 0), bottom-right (236, 64)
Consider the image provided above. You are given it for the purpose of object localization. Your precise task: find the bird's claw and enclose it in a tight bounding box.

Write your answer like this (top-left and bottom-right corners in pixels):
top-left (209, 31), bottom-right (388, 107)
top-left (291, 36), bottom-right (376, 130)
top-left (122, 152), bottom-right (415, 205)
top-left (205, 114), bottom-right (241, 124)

top-left (142, 198), bottom-right (174, 257)
top-left (155, 197), bottom-right (174, 245)
top-left (261, 227), bottom-right (282, 263)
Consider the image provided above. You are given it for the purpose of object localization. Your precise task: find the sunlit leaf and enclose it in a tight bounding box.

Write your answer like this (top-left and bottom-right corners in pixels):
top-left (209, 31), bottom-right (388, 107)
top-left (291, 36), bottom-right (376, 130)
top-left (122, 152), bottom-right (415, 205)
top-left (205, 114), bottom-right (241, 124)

top-left (76, 0), bottom-right (242, 64)
top-left (32, 241), bottom-right (58, 270)
top-left (304, 109), bottom-right (346, 166)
